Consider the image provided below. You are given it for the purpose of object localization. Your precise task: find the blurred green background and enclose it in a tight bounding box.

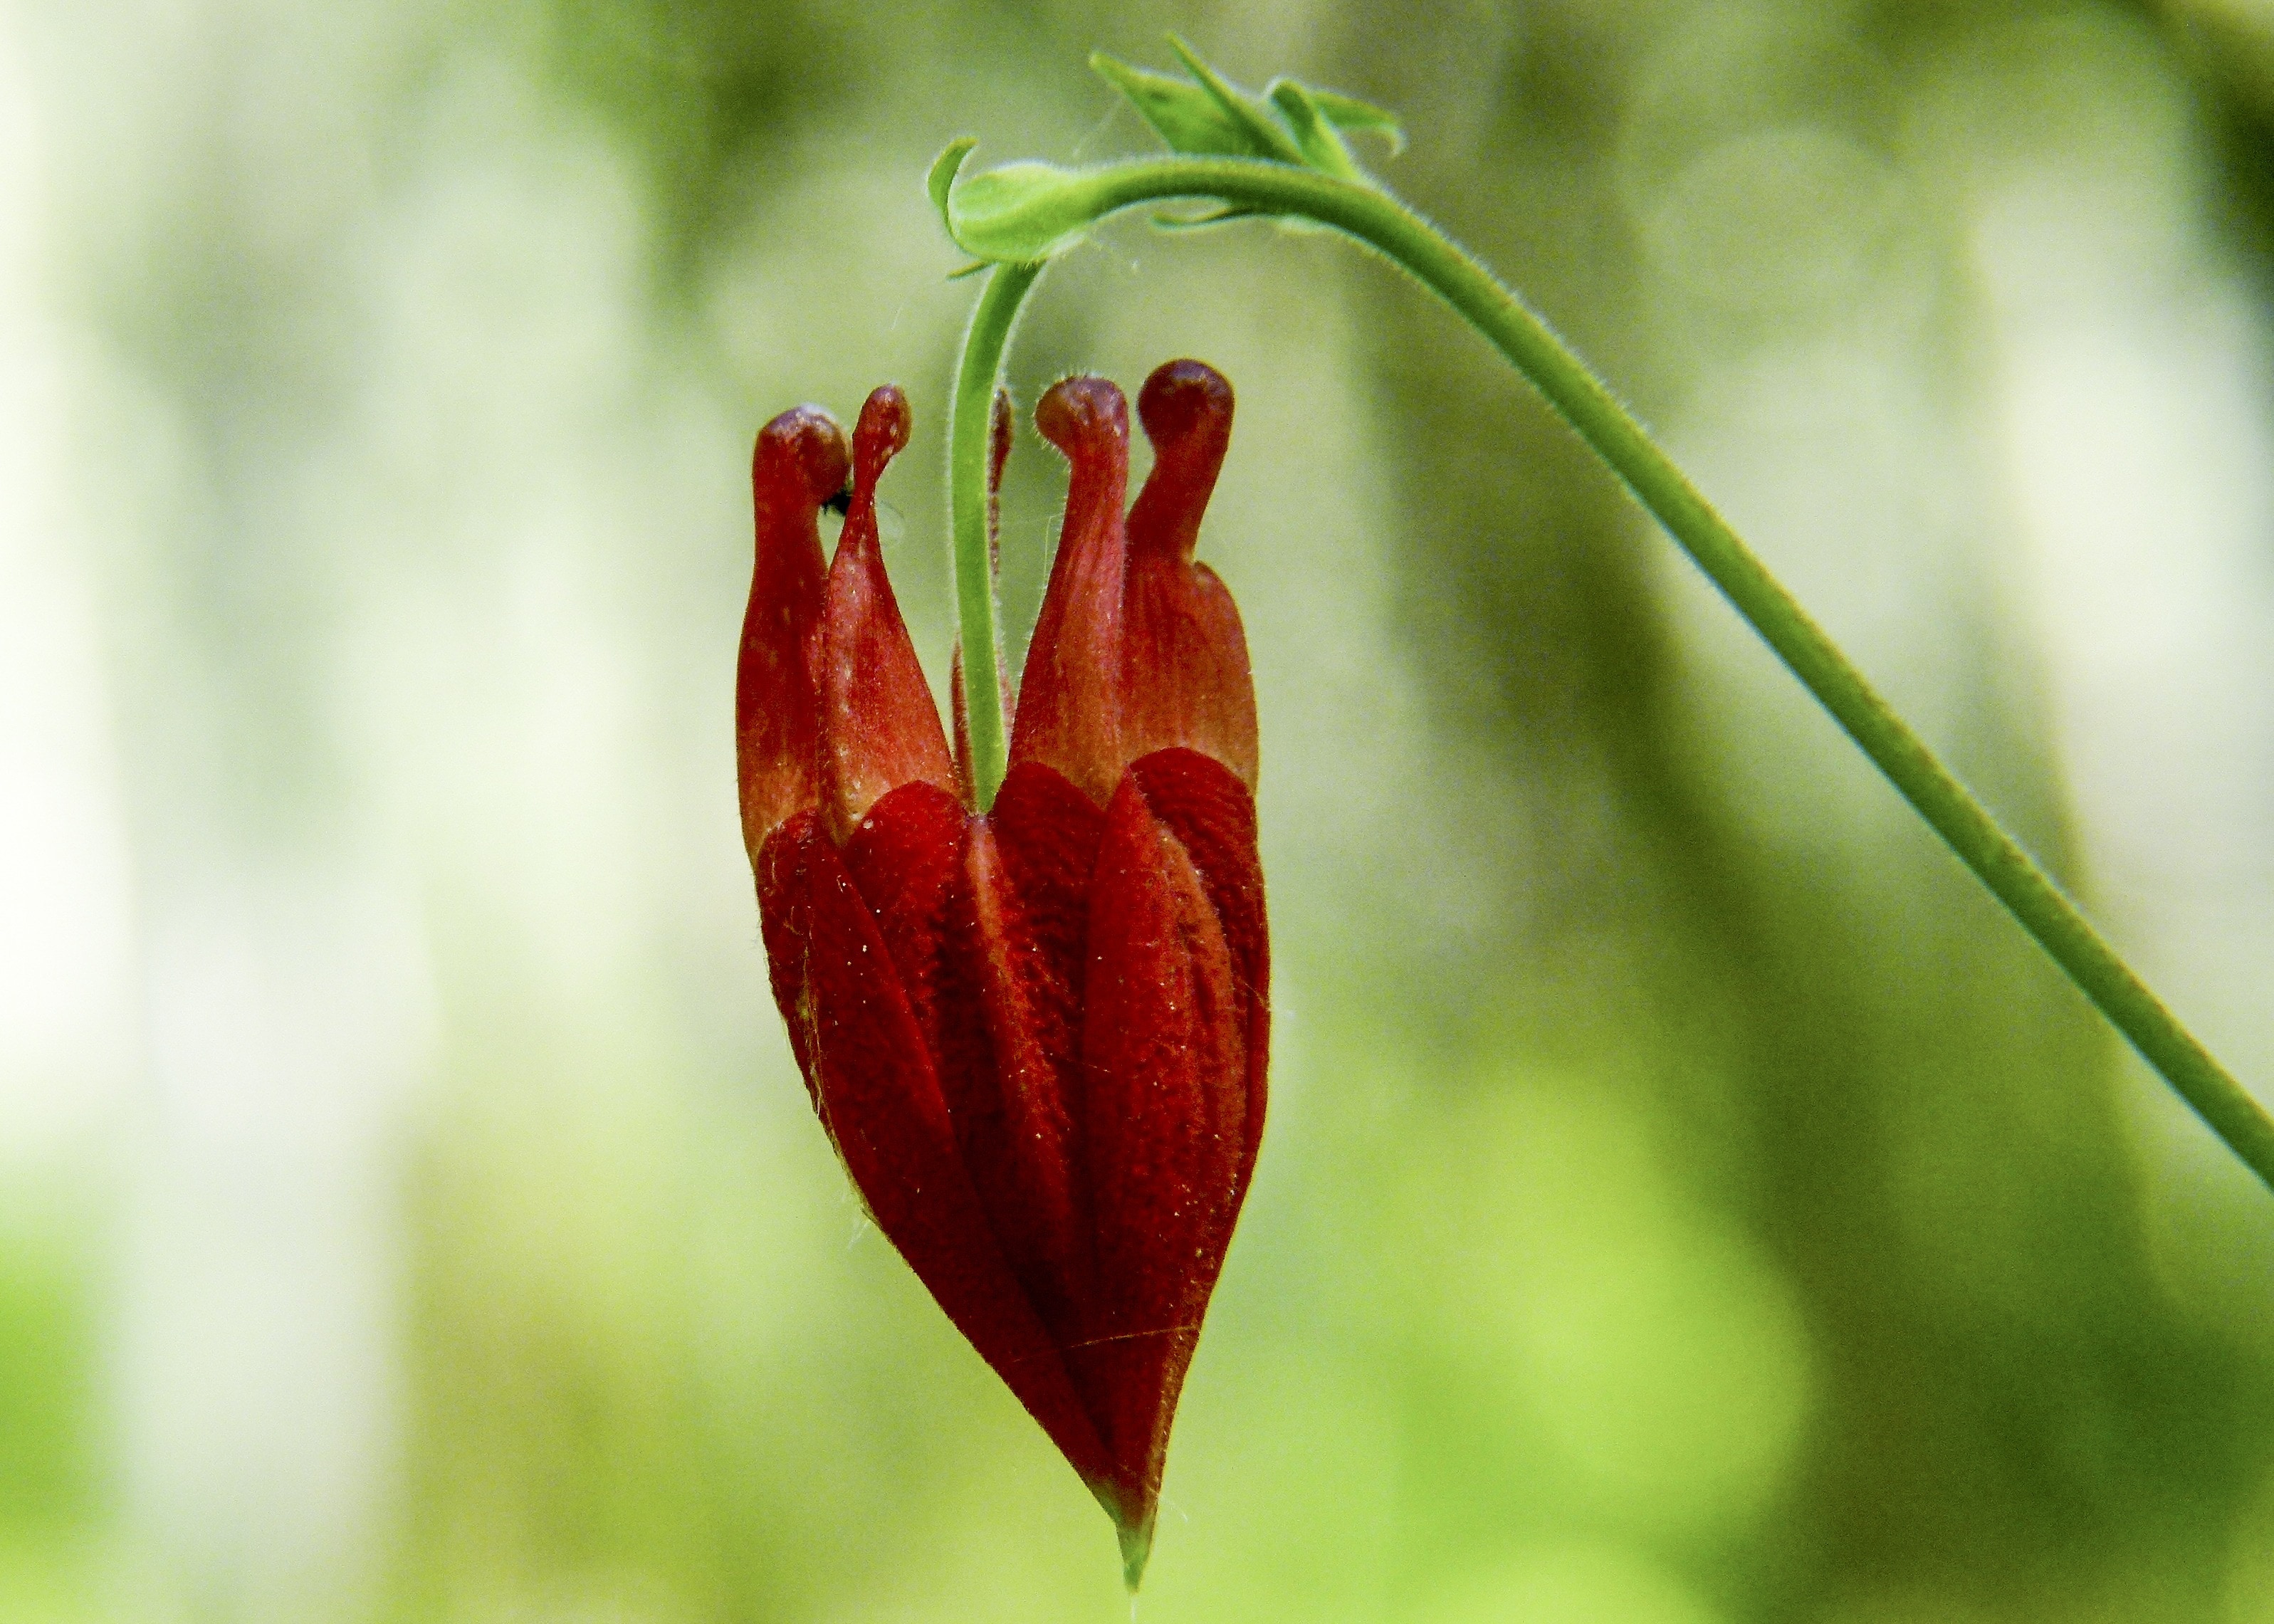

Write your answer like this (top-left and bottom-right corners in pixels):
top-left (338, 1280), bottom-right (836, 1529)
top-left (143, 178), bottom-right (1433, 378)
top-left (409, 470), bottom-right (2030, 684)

top-left (5, 0), bottom-right (2274, 1618)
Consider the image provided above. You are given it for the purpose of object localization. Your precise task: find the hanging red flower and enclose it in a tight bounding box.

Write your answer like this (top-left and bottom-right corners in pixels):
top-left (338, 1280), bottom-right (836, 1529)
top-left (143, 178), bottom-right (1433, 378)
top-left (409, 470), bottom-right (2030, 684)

top-left (735, 359), bottom-right (1267, 1585)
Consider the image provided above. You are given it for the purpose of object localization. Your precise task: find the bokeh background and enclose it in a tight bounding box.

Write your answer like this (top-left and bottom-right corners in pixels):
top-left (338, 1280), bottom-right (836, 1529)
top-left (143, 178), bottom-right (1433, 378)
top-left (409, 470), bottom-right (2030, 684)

top-left (6, 0), bottom-right (2274, 1618)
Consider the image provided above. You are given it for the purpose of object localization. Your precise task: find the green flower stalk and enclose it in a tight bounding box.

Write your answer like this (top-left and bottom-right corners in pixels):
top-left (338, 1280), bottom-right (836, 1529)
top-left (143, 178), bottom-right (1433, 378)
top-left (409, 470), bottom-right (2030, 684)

top-left (931, 38), bottom-right (2274, 1202)
top-left (739, 36), bottom-right (2274, 1593)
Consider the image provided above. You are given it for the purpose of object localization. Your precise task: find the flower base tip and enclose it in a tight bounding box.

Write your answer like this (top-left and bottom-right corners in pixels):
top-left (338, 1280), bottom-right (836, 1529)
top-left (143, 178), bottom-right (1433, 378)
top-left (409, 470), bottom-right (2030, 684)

top-left (1116, 1508), bottom-right (1157, 1594)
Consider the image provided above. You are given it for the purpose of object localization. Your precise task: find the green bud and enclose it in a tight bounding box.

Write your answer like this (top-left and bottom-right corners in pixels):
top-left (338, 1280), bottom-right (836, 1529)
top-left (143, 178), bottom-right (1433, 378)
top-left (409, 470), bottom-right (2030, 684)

top-left (929, 142), bottom-right (1099, 263)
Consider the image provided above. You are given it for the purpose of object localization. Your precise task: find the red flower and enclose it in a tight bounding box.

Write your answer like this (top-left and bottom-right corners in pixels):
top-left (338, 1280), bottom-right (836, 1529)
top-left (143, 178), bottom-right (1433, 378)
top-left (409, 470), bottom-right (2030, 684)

top-left (735, 360), bottom-right (1268, 1583)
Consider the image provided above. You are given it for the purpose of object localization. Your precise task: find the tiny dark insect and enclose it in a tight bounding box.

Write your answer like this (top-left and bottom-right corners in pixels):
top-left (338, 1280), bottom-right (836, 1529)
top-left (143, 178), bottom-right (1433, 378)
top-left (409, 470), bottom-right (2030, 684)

top-left (821, 482), bottom-right (852, 518)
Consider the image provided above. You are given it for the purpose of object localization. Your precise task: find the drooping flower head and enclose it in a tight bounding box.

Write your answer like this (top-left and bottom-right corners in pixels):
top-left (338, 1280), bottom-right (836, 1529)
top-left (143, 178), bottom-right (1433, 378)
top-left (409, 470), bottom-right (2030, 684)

top-left (736, 360), bottom-right (1266, 1586)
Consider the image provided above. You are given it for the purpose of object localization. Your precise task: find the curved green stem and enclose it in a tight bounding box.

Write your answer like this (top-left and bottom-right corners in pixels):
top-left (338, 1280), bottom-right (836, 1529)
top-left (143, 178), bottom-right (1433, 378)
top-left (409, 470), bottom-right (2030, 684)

top-left (950, 258), bottom-right (1044, 812)
top-left (941, 154), bottom-right (2274, 1193)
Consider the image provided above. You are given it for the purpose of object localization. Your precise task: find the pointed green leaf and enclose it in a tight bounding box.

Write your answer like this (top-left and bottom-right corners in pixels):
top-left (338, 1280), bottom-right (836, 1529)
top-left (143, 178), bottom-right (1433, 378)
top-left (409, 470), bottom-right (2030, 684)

top-left (1090, 51), bottom-right (1262, 158)
top-left (1164, 34), bottom-right (1304, 164)
top-left (928, 137), bottom-right (978, 236)
top-left (1266, 80), bottom-right (1361, 181)
top-left (1311, 87), bottom-right (1405, 156)
top-left (1091, 39), bottom-right (1407, 179)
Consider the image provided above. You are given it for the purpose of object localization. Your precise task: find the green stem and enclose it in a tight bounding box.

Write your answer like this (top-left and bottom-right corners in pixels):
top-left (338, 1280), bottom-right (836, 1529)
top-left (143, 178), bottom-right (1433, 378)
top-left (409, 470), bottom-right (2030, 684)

top-left (945, 154), bottom-right (2274, 1193)
top-left (950, 258), bottom-right (1044, 812)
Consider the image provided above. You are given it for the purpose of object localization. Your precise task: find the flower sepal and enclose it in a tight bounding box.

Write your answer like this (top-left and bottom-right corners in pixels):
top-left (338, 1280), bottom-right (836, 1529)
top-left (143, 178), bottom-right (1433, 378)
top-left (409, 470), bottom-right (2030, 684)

top-left (928, 140), bottom-right (1104, 264)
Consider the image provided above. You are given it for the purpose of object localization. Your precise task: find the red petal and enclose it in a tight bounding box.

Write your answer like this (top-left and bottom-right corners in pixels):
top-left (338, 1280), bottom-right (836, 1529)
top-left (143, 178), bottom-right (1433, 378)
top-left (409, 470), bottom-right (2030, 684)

top-left (948, 763), bottom-right (1111, 1334)
top-left (1010, 377), bottom-right (1130, 807)
top-left (738, 406), bottom-right (849, 856)
top-left (820, 386), bottom-right (955, 842)
top-left (1128, 748), bottom-right (1269, 1197)
top-left (800, 827), bottom-right (1114, 1492)
top-left (1120, 362), bottom-right (1258, 790)
top-left (1071, 770), bottom-right (1254, 1542)
top-left (755, 809), bottom-right (825, 1102)
top-left (951, 820), bottom-right (1092, 1337)
top-left (839, 781), bottom-right (970, 1071)
top-left (987, 762), bottom-right (1109, 1020)
top-left (950, 650), bottom-right (973, 811)
top-left (988, 385), bottom-right (1013, 574)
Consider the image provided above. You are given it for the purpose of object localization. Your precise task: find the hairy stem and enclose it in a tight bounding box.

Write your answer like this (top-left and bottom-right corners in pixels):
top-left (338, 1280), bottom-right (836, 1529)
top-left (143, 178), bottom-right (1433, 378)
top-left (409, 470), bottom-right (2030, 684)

top-left (944, 154), bottom-right (2274, 1192)
top-left (950, 258), bottom-right (1044, 811)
